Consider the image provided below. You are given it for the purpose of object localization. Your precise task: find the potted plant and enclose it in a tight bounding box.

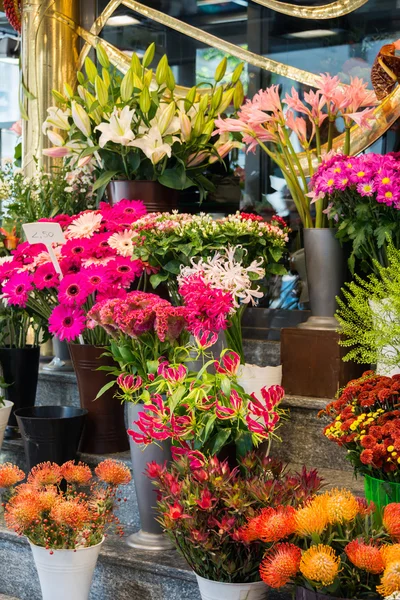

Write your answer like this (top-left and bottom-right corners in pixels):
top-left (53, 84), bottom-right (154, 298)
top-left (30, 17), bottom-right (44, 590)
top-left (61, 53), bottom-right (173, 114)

top-left (244, 487), bottom-right (400, 599)
top-left (0, 200), bottom-right (147, 453)
top-left (148, 451), bottom-right (323, 600)
top-left (320, 371), bottom-right (400, 508)
top-left (87, 289), bottom-right (189, 550)
top-left (3, 459), bottom-right (131, 600)
top-left (43, 44), bottom-right (244, 209)
top-left (215, 74), bottom-right (378, 329)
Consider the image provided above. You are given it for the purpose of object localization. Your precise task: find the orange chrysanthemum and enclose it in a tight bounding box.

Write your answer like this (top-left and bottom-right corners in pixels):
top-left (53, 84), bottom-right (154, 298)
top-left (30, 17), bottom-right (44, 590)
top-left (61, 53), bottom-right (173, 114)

top-left (383, 504), bottom-right (400, 540)
top-left (381, 544), bottom-right (400, 567)
top-left (377, 561), bottom-right (400, 596)
top-left (250, 506), bottom-right (296, 543)
top-left (295, 497), bottom-right (329, 536)
top-left (0, 463), bottom-right (25, 488)
top-left (345, 539), bottom-right (385, 574)
top-left (300, 544), bottom-right (341, 586)
top-left (60, 461), bottom-right (92, 485)
top-left (50, 500), bottom-right (90, 530)
top-left (260, 543), bottom-right (301, 588)
top-left (323, 489), bottom-right (359, 524)
top-left (27, 462), bottom-right (62, 487)
top-left (95, 460), bottom-right (131, 486)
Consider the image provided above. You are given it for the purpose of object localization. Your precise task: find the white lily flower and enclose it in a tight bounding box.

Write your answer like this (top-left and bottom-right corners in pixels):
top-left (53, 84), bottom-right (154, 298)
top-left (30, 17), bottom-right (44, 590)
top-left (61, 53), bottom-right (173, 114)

top-left (95, 106), bottom-right (136, 147)
top-left (42, 107), bottom-right (71, 133)
top-left (129, 126), bottom-right (172, 165)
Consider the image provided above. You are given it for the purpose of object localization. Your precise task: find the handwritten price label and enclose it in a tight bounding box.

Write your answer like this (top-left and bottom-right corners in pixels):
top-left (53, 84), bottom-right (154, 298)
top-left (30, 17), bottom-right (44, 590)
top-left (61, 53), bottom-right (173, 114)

top-left (23, 222), bottom-right (66, 276)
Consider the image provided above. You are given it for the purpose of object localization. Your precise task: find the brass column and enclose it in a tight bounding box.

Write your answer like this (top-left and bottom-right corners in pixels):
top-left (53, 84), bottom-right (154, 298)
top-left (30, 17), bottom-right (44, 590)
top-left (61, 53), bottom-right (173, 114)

top-left (21, 0), bottom-right (80, 175)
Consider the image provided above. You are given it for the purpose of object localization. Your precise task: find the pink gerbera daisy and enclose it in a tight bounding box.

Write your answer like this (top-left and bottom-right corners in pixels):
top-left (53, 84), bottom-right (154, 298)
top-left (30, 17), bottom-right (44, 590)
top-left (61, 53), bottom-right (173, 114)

top-left (3, 272), bottom-right (33, 306)
top-left (60, 257), bottom-right (82, 276)
top-left (80, 265), bottom-right (112, 294)
top-left (33, 263), bottom-right (60, 290)
top-left (61, 238), bottom-right (91, 260)
top-left (58, 274), bottom-right (90, 307)
top-left (49, 305), bottom-right (86, 341)
top-left (106, 257), bottom-right (144, 287)
top-left (66, 212), bottom-right (103, 239)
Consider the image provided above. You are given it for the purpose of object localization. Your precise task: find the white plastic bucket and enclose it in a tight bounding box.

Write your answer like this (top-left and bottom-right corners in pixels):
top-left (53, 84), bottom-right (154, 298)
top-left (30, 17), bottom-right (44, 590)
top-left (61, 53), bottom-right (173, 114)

top-left (195, 574), bottom-right (268, 600)
top-left (0, 400), bottom-right (13, 449)
top-left (238, 363), bottom-right (282, 397)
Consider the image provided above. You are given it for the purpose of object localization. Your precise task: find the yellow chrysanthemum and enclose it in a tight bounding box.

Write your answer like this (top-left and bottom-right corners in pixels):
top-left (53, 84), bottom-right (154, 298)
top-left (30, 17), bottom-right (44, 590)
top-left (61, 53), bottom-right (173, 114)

top-left (295, 497), bottom-right (329, 536)
top-left (323, 489), bottom-right (359, 524)
top-left (377, 561), bottom-right (400, 596)
top-left (300, 545), bottom-right (340, 587)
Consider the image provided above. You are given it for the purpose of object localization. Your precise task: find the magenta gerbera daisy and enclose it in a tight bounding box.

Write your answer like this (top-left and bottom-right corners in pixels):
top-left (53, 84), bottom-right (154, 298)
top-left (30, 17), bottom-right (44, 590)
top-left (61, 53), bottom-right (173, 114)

top-left (49, 305), bottom-right (86, 341)
top-left (58, 274), bottom-right (90, 307)
top-left (3, 272), bottom-right (33, 306)
top-left (80, 265), bottom-right (112, 294)
top-left (33, 263), bottom-right (60, 290)
top-left (61, 238), bottom-right (91, 260)
top-left (106, 257), bottom-right (144, 287)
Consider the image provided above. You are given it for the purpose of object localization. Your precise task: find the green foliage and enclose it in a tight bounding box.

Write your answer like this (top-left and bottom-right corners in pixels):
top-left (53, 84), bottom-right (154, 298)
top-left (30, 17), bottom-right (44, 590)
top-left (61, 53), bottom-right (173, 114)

top-left (336, 243), bottom-right (400, 370)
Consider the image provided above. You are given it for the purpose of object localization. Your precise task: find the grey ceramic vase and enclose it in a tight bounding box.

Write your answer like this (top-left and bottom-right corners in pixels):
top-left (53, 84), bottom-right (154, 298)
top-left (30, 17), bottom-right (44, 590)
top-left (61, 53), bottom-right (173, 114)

top-left (299, 228), bottom-right (347, 330)
top-left (126, 403), bottom-right (174, 551)
top-left (43, 338), bottom-right (74, 372)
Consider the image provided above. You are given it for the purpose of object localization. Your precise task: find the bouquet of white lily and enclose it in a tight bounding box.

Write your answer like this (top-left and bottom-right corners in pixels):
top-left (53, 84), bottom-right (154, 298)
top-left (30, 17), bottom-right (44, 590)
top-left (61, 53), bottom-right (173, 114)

top-left (43, 43), bottom-right (244, 200)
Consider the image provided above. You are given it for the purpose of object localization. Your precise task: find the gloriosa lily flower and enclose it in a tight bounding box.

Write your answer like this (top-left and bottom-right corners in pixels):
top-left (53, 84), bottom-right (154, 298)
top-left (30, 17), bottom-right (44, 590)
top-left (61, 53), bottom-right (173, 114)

top-left (215, 351), bottom-right (241, 376)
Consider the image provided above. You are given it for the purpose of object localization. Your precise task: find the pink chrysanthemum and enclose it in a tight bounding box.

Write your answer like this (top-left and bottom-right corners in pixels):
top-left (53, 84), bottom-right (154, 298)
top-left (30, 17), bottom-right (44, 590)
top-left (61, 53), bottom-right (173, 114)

top-left (49, 305), bottom-right (86, 341)
top-left (3, 272), bottom-right (33, 306)
top-left (33, 263), bottom-right (60, 290)
top-left (58, 274), bottom-right (90, 307)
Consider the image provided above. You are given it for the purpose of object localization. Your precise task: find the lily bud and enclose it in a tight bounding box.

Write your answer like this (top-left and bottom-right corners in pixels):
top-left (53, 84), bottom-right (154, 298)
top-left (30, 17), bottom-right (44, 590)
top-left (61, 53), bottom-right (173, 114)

top-left (96, 43), bottom-right (110, 69)
top-left (47, 129), bottom-right (65, 147)
top-left (143, 68), bottom-right (153, 89)
top-left (187, 151), bottom-right (208, 167)
top-left (179, 112), bottom-right (191, 141)
top-left (218, 88), bottom-right (235, 114)
top-left (77, 85), bottom-right (86, 101)
top-left (102, 68), bottom-right (111, 89)
top-left (156, 55), bottom-right (169, 86)
top-left (133, 73), bottom-right (143, 91)
top-left (158, 102), bottom-right (176, 135)
top-left (77, 71), bottom-right (85, 85)
top-left (211, 86), bottom-right (223, 112)
top-left (199, 93), bottom-right (209, 113)
top-left (193, 111), bottom-right (204, 137)
top-left (95, 75), bottom-right (109, 107)
top-left (231, 62), bottom-right (244, 84)
top-left (142, 42), bottom-right (155, 68)
top-left (234, 80), bottom-right (244, 110)
top-left (52, 90), bottom-right (66, 104)
top-left (184, 86), bottom-right (197, 112)
top-left (209, 141), bottom-right (234, 164)
top-left (120, 69), bottom-right (134, 102)
top-left (214, 57), bottom-right (227, 83)
top-left (139, 87), bottom-right (151, 113)
top-left (63, 83), bottom-right (73, 99)
top-left (71, 101), bottom-right (91, 137)
top-left (201, 119), bottom-right (215, 142)
top-left (166, 67), bottom-right (176, 91)
top-left (131, 52), bottom-right (142, 76)
top-left (84, 57), bottom-right (98, 83)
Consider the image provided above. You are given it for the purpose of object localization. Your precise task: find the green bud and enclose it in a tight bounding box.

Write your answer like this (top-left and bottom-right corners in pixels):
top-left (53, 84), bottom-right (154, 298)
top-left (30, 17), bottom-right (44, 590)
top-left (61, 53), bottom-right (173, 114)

top-left (199, 93), bottom-right (209, 113)
top-left (193, 111), bottom-right (204, 137)
top-left (156, 55), bottom-right (169, 86)
top-left (77, 71), bottom-right (85, 86)
top-left (214, 57), bottom-right (227, 83)
top-left (142, 42), bottom-right (156, 68)
top-left (52, 89), bottom-right (66, 104)
top-left (96, 44), bottom-right (110, 69)
top-left (131, 52), bottom-right (142, 76)
top-left (95, 75), bottom-right (109, 107)
top-left (166, 67), bottom-right (175, 91)
top-left (139, 86), bottom-right (151, 113)
top-left (102, 68), bottom-right (111, 89)
top-left (63, 83), bottom-right (73, 99)
top-left (231, 62), bottom-right (244, 84)
top-left (233, 81), bottom-right (245, 110)
top-left (158, 102), bottom-right (176, 135)
top-left (218, 88), bottom-right (235, 114)
top-left (211, 86), bottom-right (223, 112)
top-left (202, 119), bottom-right (215, 142)
top-left (184, 86), bottom-right (197, 112)
top-left (133, 73), bottom-right (143, 91)
top-left (85, 57), bottom-right (98, 84)
top-left (144, 69), bottom-right (153, 89)
top-left (120, 69), bottom-right (134, 102)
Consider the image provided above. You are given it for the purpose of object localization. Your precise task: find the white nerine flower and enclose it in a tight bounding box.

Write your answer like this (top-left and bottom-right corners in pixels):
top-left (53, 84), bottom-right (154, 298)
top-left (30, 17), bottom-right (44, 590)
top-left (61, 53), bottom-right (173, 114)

top-left (108, 230), bottom-right (134, 257)
top-left (66, 212), bottom-right (103, 239)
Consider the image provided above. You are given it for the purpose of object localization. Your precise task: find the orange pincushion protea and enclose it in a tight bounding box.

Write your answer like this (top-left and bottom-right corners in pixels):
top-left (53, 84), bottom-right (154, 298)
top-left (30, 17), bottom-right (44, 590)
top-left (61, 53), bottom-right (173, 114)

top-left (0, 463), bottom-right (24, 488)
top-left (61, 461), bottom-right (92, 485)
top-left (323, 489), bottom-right (359, 524)
top-left (300, 544), bottom-right (341, 586)
top-left (383, 504), bottom-right (400, 540)
top-left (345, 539), bottom-right (385, 574)
top-left (377, 561), bottom-right (400, 596)
top-left (95, 459), bottom-right (131, 486)
top-left (260, 543), bottom-right (301, 588)
top-left (50, 499), bottom-right (90, 530)
top-left (28, 462), bottom-right (62, 487)
top-left (247, 506), bottom-right (296, 543)
top-left (294, 497), bottom-right (329, 536)
top-left (37, 487), bottom-right (59, 512)
top-left (5, 495), bottom-right (42, 531)
top-left (381, 544), bottom-right (400, 567)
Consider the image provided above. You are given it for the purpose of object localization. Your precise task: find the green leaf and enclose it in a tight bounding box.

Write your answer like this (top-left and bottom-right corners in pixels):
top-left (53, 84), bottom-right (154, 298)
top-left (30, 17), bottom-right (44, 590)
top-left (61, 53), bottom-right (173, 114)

top-left (79, 145), bottom-right (100, 160)
top-left (235, 433), bottom-right (253, 458)
top-left (19, 100), bottom-right (29, 121)
top-left (158, 167), bottom-right (186, 190)
top-left (92, 171), bottom-right (119, 192)
top-left (126, 152), bottom-right (141, 174)
top-left (119, 346), bottom-right (134, 363)
top-left (95, 380), bottom-right (115, 400)
top-left (209, 429), bottom-right (232, 455)
top-left (22, 80), bottom-right (36, 100)
top-left (219, 375), bottom-right (231, 398)
top-left (149, 273), bottom-right (169, 289)
top-left (163, 260), bottom-right (181, 275)
top-left (269, 247), bottom-right (284, 262)
top-left (169, 385), bottom-right (186, 412)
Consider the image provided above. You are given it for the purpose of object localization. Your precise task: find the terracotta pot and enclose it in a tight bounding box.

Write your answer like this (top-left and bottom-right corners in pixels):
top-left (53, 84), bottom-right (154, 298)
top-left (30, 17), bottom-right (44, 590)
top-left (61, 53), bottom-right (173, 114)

top-left (69, 344), bottom-right (129, 454)
top-left (107, 180), bottom-right (179, 213)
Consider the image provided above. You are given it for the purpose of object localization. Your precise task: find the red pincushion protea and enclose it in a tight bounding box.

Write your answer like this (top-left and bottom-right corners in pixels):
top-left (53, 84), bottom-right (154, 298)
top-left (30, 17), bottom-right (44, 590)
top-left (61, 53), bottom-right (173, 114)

top-left (4, 0), bottom-right (21, 33)
top-left (383, 504), bottom-right (400, 540)
top-left (260, 543), bottom-right (301, 588)
top-left (345, 539), bottom-right (385, 574)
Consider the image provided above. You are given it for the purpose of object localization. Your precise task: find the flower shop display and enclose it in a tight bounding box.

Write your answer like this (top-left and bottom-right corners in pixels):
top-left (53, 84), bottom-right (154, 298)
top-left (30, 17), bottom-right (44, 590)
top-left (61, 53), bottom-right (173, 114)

top-left (148, 451), bottom-right (322, 599)
top-left (0, 200), bottom-right (147, 453)
top-left (43, 44), bottom-right (244, 208)
top-left (244, 487), bottom-right (400, 599)
top-left (321, 371), bottom-right (400, 508)
top-left (4, 459), bottom-right (131, 600)
top-left (310, 152), bottom-right (400, 275)
top-left (14, 406), bottom-right (88, 470)
top-left (215, 75), bottom-right (377, 329)
top-left (336, 243), bottom-right (400, 375)
top-left (87, 290), bottom-right (189, 549)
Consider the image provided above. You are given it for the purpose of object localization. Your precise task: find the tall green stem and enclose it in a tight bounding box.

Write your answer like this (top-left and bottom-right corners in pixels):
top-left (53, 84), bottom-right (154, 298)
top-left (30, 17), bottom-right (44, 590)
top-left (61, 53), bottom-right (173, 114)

top-left (344, 127), bottom-right (351, 155)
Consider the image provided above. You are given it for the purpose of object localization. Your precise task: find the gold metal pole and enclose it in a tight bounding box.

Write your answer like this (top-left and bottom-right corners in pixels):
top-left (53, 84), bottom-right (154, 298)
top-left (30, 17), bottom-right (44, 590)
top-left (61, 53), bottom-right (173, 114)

top-left (21, 0), bottom-right (80, 175)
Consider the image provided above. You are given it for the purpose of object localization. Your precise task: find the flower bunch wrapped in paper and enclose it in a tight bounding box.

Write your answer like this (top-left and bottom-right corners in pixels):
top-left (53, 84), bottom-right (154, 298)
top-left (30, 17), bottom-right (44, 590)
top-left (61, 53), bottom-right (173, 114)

top-left (146, 451), bottom-right (322, 583)
top-left (0, 200), bottom-right (147, 344)
top-left (244, 487), bottom-right (400, 598)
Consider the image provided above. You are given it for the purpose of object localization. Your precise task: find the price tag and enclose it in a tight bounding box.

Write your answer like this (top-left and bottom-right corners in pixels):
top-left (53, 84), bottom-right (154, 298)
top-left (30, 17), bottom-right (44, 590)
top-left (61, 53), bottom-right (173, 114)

top-left (23, 222), bottom-right (66, 277)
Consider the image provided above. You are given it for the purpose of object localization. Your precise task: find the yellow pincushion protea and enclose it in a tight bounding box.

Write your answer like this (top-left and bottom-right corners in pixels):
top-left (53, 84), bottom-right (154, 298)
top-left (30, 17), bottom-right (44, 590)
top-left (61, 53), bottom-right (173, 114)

top-left (323, 488), bottom-right (359, 524)
top-left (377, 561), bottom-right (400, 597)
top-left (294, 497), bottom-right (329, 537)
top-left (300, 544), bottom-right (341, 587)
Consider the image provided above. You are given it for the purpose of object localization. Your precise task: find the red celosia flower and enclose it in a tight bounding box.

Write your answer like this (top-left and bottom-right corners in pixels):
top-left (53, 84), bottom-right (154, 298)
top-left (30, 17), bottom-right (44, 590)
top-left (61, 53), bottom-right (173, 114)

top-left (260, 543), bottom-right (301, 588)
top-left (345, 539), bottom-right (385, 574)
top-left (0, 463), bottom-right (25, 488)
top-left (383, 504), bottom-right (400, 540)
top-left (95, 459), bottom-right (131, 486)
top-left (27, 462), bottom-right (62, 487)
top-left (60, 461), bottom-right (92, 485)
